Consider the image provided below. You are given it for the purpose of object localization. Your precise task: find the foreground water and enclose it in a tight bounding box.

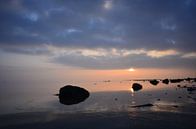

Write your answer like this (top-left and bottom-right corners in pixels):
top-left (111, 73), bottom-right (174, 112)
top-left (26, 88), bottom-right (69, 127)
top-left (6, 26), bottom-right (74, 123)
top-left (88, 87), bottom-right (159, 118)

top-left (0, 80), bottom-right (196, 129)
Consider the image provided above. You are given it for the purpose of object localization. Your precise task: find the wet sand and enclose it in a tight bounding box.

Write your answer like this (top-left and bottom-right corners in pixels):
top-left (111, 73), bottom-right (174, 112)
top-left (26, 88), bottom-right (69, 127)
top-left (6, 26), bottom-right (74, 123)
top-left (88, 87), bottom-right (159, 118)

top-left (0, 108), bottom-right (196, 129)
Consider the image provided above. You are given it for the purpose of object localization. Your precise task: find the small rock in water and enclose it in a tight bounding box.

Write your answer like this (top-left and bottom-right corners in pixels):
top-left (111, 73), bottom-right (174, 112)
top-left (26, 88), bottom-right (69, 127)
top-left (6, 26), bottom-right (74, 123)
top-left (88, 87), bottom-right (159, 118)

top-left (149, 80), bottom-right (159, 85)
top-left (162, 79), bottom-right (169, 84)
top-left (187, 87), bottom-right (196, 92)
top-left (183, 85), bottom-right (187, 88)
top-left (173, 105), bottom-right (179, 108)
top-left (57, 85), bottom-right (90, 105)
top-left (132, 83), bottom-right (143, 91)
top-left (185, 77), bottom-right (191, 82)
top-left (103, 80), bottom-right (111, 83)
top-left (187, 95), bottom-right (192, 98)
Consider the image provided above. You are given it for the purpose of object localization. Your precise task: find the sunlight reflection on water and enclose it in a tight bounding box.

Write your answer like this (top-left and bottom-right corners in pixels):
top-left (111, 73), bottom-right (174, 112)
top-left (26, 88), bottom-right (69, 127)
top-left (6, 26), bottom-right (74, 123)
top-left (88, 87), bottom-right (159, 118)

top-left (0, 80), bottom-right (195, 115)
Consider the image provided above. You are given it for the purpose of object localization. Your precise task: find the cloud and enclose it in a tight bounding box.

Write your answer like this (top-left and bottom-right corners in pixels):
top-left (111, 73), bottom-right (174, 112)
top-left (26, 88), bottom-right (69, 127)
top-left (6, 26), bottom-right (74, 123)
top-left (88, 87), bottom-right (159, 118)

top-left (0, 0), bottom-right (196, 69)
top-left (45, 46), bottom-right (180, 58)
top-left (146, 50), bottom-right (179, 58)
top-left (181, 52), bottom-right (196, 58)
top-left (23, 12), bottom-right (39, 22)
top-left (103, 0), bottom-right (113, 10)
top-left (160, 18), bottom-right (177, 31)
top-left (0, 0), bottom-right (195, 51)
top-left (51, 48), bottom-right (196, 69)
top-left (57, 28), bottom-right (82, 37)
top-left (1, 43), bottom-right (195, 69)
top-left (2, 45), bottom-right (51, 55)
top-left (42, 46), bottom-right (195, 69)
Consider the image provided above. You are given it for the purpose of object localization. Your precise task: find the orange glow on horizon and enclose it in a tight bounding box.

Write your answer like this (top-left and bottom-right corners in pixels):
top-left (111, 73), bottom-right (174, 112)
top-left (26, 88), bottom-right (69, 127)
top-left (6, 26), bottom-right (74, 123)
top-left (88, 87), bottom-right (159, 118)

top-left (53, 67), bottom-right (196, 92)
top-left (128, 68), bottom-right (135, 72)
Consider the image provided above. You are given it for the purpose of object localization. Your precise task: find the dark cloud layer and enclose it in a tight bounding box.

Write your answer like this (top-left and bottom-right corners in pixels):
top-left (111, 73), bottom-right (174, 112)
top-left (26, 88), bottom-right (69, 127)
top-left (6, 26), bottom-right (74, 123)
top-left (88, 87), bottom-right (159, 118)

top-left (0, 0), bottom-right (196, 69)
top-left (52, 53), bottom-right (196, 70)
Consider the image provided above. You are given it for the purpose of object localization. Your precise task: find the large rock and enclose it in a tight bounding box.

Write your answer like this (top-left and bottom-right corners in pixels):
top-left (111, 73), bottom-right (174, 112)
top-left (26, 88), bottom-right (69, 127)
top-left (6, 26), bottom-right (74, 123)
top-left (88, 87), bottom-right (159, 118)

top-left (132, 83), bottom-right (143, 91)
top-left (149, 80), bottom-right (159, 85)
top-left (57, 85), bottom-right (90, 105)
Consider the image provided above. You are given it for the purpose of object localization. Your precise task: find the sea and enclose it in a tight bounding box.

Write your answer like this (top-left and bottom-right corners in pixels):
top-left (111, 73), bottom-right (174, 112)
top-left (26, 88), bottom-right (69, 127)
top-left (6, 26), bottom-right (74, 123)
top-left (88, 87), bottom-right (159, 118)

top-left (0, 80), bottom-right (196, 129)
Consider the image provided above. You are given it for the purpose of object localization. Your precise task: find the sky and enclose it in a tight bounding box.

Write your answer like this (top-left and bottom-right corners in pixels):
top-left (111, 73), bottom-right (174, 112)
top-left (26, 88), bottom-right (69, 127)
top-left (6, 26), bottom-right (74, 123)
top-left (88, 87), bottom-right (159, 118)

top-left (0, 0), bottom-right (196, 90)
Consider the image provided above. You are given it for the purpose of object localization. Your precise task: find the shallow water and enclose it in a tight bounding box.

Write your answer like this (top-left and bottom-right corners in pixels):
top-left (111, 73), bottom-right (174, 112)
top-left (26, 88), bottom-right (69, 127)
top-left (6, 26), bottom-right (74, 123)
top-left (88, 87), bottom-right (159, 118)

top-left (0, 81), bottom-right (196, 129)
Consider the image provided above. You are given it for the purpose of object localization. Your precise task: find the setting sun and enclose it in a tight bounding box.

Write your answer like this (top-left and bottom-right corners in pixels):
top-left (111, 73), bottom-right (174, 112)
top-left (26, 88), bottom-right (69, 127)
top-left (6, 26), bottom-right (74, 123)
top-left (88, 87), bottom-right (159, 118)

top-left (128, 68), bottom-right (135, 72)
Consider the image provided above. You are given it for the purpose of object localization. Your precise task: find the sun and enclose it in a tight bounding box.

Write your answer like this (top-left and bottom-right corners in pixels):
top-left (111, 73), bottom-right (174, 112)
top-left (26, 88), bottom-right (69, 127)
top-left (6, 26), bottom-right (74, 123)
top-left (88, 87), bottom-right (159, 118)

top-left (128, 68), bottom-right (135, 72)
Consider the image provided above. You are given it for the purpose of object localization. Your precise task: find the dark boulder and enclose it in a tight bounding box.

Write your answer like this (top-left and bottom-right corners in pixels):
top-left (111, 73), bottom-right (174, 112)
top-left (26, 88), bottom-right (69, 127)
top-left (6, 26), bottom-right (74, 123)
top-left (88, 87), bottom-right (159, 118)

top-left (162, 79), bottom-right (169, 84)
top-left (170, 79), bottom-right (183, 83)
top-left (57, 85), bottom-right (90, 105)
top-left (149, 80), bottom-right (159, 85)
top-left (132, 83), bottom-right (143, 91)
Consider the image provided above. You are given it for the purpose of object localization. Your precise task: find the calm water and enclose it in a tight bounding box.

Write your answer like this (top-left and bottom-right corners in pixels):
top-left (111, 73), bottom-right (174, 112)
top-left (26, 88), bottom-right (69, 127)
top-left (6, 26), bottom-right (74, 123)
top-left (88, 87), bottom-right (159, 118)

top-left (0, 80), bottom-right (196, 129)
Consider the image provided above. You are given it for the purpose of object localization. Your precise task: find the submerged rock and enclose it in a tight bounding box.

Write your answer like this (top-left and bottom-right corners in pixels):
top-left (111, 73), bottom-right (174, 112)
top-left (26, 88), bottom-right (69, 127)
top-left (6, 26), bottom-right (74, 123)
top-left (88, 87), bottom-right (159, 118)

top-left (132, 83), bottom-right (143, 91)
top-left (130, 103), bottom-right (154, 108)
top-left (187, 95), bottom-right (192, 98)
top-left (103, 80), bottom-right (111, 83)
top-left (187, 87), bottom-right (196, 92)
top-left (173, 105), bottom-right (179, 108)
top-left (149, 80), bottom-right (159, 85)
top-left (162, 79), bottom-right (169, 84)
top-left (192, 98), bottom-right (196, 102)
top-left (57, 85), bottom-right (90, 105)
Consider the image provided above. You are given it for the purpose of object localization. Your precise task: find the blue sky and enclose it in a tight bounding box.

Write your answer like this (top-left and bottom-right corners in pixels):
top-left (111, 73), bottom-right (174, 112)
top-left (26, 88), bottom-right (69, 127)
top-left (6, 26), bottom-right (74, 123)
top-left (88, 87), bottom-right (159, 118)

top-left (0, 0), bottom-right (196, 70)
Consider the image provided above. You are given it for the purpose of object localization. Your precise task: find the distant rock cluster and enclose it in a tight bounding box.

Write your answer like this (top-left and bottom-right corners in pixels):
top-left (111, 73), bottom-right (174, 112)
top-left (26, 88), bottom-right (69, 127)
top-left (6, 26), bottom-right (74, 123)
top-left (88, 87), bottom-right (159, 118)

top-left (132, 77), bottom-right (196, 85)
top-left (55, 77), bottom-right (196, 106)
top-left (149, 80), bottom-right (159, 85)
